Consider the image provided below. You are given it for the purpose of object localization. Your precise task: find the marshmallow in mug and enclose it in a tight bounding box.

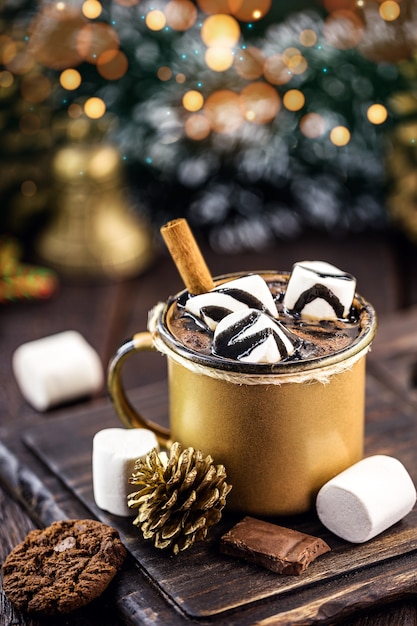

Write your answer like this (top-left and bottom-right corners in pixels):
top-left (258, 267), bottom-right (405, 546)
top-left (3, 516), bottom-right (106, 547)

top-left (316, 455), bottom-right (416, 543)
top-left (12, 330), bottom-right (103, 411)
top-left (185, 274), bottom-right (278, 331)
top-left (284, 261), bottom-right (356, 321)
top-left (92, 428), bottom-right (159, 516)
top-left (213, 309), bottom-right (296, 364)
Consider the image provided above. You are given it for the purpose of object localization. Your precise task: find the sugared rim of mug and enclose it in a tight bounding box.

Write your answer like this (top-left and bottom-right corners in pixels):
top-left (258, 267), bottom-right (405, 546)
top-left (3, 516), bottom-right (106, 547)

top-left (156, 271), bottom-right (377, 375)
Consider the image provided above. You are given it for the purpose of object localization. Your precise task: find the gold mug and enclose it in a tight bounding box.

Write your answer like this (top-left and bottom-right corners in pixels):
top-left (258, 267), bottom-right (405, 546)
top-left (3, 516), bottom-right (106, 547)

top-left (108, 271), bottom-right (377, 516)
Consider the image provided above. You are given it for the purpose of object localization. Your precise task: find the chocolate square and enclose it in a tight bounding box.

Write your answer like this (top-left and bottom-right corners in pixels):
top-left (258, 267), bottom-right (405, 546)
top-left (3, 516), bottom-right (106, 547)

top-left (220, 516), bottom-right (331, 575)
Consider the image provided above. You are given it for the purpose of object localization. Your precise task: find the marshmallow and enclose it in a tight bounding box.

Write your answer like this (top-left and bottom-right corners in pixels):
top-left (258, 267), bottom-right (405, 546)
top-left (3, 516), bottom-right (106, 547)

top-left (213, 309), bottom-right (296, 363)
top-left (316, 455), bottom-right (416, 543)
top-left (92, 428), bottom-right (159, 516)
top-left (185, 274), bottom-right (278, 330)
top-left (12, 330), bottom-right (104, 411)
top-left (283, 261), bottom-right (356, 320)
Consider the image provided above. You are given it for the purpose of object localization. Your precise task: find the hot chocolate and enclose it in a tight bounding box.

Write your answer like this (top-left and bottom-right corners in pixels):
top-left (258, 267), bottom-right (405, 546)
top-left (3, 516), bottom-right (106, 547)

top-left (108, 236), bottom-right (377, 515)
top-left (167, 271), bottom-right (365, 367)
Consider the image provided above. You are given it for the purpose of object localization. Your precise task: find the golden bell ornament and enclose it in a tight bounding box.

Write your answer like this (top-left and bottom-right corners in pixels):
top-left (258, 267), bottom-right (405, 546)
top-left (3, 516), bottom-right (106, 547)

top-left (37, 143), bottom-right (154, 279)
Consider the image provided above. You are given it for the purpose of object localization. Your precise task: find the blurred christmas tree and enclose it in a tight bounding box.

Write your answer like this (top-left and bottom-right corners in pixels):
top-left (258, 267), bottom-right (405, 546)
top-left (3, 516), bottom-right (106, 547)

top-left (1, 0), bottom-right (415, 251)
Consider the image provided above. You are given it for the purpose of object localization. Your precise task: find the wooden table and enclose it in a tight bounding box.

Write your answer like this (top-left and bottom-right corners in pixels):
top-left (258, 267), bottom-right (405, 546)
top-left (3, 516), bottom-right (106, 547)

top-left (1, 230), bottom-right (417, 625)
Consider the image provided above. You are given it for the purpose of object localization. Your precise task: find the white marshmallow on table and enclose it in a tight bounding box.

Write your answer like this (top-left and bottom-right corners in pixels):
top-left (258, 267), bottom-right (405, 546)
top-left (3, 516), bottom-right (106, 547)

top-left (316, 455), bottom-right (416, 543)
top-left (92, 428), bottom-right (159, 517)
top-left (12, 330), bottom-right (103, 412)
top-left (185, 274), bottom-right (278, 330)
top-left (213, 308), bottom-right (295, 363)
top-left (283, 260), bottom-right (356, 320)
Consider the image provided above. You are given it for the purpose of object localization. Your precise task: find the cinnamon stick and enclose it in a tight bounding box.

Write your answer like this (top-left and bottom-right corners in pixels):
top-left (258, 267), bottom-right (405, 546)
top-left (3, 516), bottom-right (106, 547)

top-left (160, 219), bottom-right (214, 294)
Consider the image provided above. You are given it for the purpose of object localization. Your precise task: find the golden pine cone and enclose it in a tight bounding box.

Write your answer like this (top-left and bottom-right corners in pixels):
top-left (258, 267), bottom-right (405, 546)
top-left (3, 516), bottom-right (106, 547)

top-left (128, 441), bottom-right (232, 554)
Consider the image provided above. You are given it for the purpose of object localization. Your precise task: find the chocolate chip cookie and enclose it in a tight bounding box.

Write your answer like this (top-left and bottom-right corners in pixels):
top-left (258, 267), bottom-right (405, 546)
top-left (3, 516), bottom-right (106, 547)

top-left (2, 519), bottom-right (127, 615)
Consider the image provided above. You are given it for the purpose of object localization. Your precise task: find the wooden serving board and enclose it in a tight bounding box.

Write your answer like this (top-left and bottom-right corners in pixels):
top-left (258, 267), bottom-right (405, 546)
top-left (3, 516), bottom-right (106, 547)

top-left (2, 370), bottom-right (415, 625)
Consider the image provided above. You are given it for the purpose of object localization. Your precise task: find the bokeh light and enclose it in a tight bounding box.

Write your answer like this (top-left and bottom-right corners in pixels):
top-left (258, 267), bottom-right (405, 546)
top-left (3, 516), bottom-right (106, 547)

top-left (228, 0), bottom-right (272, 22)
top-left (146, 10), bottom-right (167, 31)
top-left (197, 0), bottom-right (231, 14)
top-left (82, 0), bottom-right (102, 19)
top-left (5, 45), bottom-right (35, 75)
top-left (234, 46), bottom-right (264, 79)
top-left (201, 14), bottom-right (240, 47)
top-left (330, 125), bottom-right (351, 146)
top-left (183, 90), bottom-right (204, 112)
top-left (21, 180), bottom-right (37, 197)
top-left (282, 47), bottom-right (307, 75)
top-left (68, 117), bottom-right (93, 139)
top-left (157, 66), bottom-right (173, 81)
top-left (239, 82), bottom-right (280, 124)
top-left (84, 96), bottom-right (106, 118)
top-left (283, 89), bottom-right (305, 111)
top-left (185, 113), bottom-right (211, 139)
top-left (379, 1), bottom-right (400, 21)
top-left (263, 54), bottom-right (291, 85)
top-left (76, 23), bottom-right (120, 64)
top-left (97, 49), bottom-right (128, 80)
top-left (27, 4), bottom-right (85, 69)
top-left (68, 103), bottom-right (84, 118)
top-left (394, 120), bottom-right (417, 146)
top-left (0, 36), bottom-right (17, 65)
top-left (0, 70), bottom-right (14, 88)
top-left (60, 68), bottom-right (82, 90)
top-left (367, 103), bottom-right (388, 124)
top-left (282, 47), bottom-right (299, 64)
top-left (166, 0), bottom-right (198, 31)
top-left (300, 112), bottom-right (325, 138)
top-left (205, 46), bottom-right (234, 71)
top-left (299, 29), bottom-right (317, 47)
top-left (203, 89), bottom-right (243, 133)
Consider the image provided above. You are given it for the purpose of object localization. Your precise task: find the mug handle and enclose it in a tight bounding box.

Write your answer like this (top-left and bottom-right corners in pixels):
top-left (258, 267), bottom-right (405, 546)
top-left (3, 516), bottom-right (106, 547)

top-left (107, 332), bottom-right (171, 447)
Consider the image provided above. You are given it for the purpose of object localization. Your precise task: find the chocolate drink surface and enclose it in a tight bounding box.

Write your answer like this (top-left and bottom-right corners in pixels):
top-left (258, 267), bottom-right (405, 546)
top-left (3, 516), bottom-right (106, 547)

top-left (167, 272), bottom-right (363, 366)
